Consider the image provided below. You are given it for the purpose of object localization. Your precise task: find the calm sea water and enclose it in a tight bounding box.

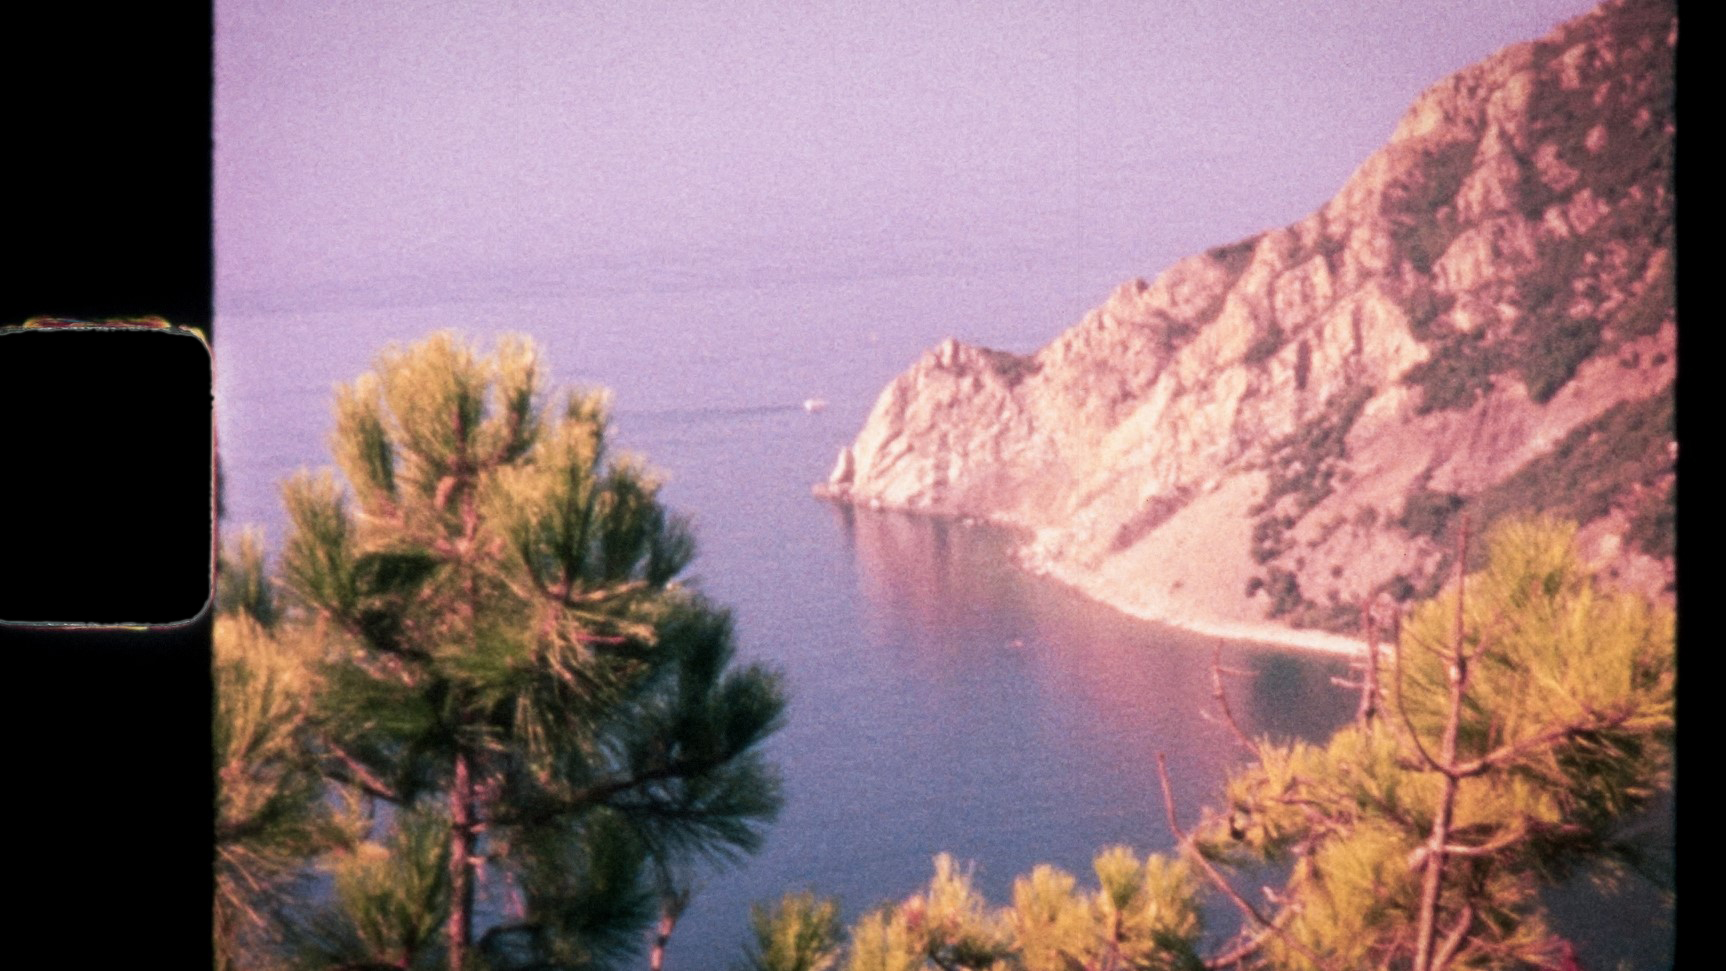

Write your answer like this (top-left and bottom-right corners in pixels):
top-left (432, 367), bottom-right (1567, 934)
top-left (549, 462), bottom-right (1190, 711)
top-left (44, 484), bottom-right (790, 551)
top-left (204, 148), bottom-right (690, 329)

top-left (216, 247), bottom-right (1669, 967)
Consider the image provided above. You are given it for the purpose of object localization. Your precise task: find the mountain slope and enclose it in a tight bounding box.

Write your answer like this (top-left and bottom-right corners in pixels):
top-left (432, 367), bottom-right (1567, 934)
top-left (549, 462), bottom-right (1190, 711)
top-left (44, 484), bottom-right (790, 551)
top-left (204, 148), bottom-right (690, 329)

top-left (817, 0), bottom-right (1675, 641)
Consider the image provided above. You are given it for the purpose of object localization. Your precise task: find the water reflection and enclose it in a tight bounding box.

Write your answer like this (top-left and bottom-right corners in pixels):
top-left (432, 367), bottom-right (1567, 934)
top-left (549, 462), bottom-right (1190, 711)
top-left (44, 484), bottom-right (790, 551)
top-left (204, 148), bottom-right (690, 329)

top-left (830, 505), bottom-right (1356, 910)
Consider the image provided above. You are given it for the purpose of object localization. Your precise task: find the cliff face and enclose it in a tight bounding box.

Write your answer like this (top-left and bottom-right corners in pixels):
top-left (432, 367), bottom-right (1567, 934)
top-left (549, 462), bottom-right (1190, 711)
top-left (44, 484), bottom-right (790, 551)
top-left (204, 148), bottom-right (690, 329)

top-left (818, 0), bottom-right (1675, 638)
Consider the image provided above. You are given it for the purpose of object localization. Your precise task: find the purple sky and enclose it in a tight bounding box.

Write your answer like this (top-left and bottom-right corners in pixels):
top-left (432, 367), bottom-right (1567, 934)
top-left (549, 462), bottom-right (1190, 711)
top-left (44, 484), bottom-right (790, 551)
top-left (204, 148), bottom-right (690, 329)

top-left (216, 0), bottom-right (1602, 307)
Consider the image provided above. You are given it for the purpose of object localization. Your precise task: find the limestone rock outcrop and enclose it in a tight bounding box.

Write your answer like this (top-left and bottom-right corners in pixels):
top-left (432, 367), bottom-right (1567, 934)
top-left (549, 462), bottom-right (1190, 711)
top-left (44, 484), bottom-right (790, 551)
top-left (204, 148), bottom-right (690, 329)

top-left (817, 0), bottom-right (1675, 638)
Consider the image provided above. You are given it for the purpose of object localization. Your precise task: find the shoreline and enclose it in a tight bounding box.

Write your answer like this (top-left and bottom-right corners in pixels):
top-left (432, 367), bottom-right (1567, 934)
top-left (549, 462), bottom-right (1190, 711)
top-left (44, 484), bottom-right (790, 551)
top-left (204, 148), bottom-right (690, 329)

top-left (1094, 592), bottom-right (1372, 657)
top-left (819, 491), bottom-right (1375, 659)
top-left (1028, 558), bottom-right (1373, 658)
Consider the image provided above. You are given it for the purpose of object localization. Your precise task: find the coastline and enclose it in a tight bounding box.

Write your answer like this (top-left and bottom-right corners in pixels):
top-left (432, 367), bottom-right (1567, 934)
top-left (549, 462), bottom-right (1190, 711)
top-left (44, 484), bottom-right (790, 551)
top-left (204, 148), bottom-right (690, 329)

top-left (1013, 471), bottom-right (1375, 659)
top-left (1027, 555), bottom-right (1373, 658)
top-left (818, 486), bottom-right (1374, 659)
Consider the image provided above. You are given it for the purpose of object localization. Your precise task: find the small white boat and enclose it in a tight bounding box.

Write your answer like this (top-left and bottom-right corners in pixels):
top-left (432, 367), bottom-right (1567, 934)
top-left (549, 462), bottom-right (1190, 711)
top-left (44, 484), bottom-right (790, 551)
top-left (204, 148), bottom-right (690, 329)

top-left (802, 397), bottom-right (828, 413)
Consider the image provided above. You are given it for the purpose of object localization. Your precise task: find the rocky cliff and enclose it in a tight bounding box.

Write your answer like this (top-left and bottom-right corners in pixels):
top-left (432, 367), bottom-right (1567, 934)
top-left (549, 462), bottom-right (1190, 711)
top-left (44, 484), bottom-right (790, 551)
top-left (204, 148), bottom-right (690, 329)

top-left (817, 0), bottom-right (1675, 642)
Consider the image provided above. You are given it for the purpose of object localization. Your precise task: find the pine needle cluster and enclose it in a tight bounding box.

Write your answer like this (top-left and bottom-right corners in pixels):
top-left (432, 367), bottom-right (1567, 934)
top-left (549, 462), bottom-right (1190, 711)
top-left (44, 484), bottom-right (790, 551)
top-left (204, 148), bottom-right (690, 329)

top-left (215, 332), bottom-right (787, 970)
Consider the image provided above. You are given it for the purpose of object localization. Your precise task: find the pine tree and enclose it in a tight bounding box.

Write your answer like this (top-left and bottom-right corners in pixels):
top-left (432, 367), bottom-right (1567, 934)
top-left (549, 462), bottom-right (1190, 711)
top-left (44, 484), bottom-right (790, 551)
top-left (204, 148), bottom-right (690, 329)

top-left (1186, 515), bottom-right (1674, 969)
top-left (214, 529), bottom-right (355, 970)
top-left (274, 331), bottom-right (786, 970)
top-left (735, 891), bottom-right (845, 971)
top-left (758, 849), bottom-right (1203, 971)
top-left (755, 515), bottom-right (1673, 970)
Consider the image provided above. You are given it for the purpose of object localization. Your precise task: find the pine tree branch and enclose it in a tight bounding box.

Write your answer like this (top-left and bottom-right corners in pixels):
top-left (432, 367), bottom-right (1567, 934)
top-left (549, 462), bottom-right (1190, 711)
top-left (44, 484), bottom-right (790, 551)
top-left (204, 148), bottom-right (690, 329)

top-left (1353, 601), bottom-right (1390, 728)
top-left (323, 743), bottom-right (403, 804)
top-left (216, 813), bottom-right (279, 846)
top-left (529, 574), bottom-right (650, 613)
top-left (1209, 646), bottom-right (1259, 755)
top-left (1391, 632), bottom-right (1447, 776)
top-left (1207, 922), bottom-right (1293, 971)
top-left (1412, 518), bottom-right (1469, 971)
top-left (216, 844), bottom-right (279, 903)
top-left (1449, 709), bottom-right (1635, 779)
top-left (1156, 753), bottom-right (1328, 971)
top-left (490, 755), bottom-right (722, 829)
top-left (1426, 822), bottom-right (1528, 861)
top-left (321, 602), bottom-right (435, 664)
top-left (1431, 903), bottom-right (1473, 971)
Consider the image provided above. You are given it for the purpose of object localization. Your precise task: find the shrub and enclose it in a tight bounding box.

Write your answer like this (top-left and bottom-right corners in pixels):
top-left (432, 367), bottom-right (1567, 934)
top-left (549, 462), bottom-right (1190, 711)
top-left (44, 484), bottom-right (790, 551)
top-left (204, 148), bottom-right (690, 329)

top-left (1404, 334), bottom-right (1502, 415)
top-left (1398, 489), bottom-right (1465, 541)
top-left (1520, 316), bottom-right (1602, 404)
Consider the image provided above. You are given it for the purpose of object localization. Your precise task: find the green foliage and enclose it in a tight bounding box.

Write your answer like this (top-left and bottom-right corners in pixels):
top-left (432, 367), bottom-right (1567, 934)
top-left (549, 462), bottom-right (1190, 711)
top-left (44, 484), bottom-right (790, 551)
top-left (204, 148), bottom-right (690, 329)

top-left (214, 612), bottom-right (357, 971)
top-left (1626, 479), bottom-right (1675, 560)
top-left (287, 809), bottom-right (452, 970)
top-left (219, 331), bottom-right (786, 970)
top-left (1111, 488), bottom-right (1194, 554)
top-left (1201, 516), bottom-right (1674, 969)
top-left (1403, 331), bottom-right (1504, 415)
top-left (1399, 287), bottom-right (1617, 412)
top-left (841, 854), bottom-right (1012, 971)
top-left (1462, 391), bottom-right (1674, 564)
top-left (1013, 848), bottom-right (1204, 971)
top-left (1519, 316), bottom-right (1601, 405)
top-left (479, 811), bottom-right (660, 970)
top-left (1247, 386), bottom-right (1375, 621)
top-left (901, 854), bottom-right (1015, 970)
top-left (597, 603), bottom-right (788, 868)
top-left (1007, 866), bottom-right (1088, 971)
top-left (844, 908), bottom-right (925, 971)
top-left (1401, 289), bottom-right (1454, 344)
top-left (759, 849), bottom-right (1204, 971)
top-left (1258, 385), bottom-right (1375, 516)
top-left (739, 891), bottom-right (846, 971)
top-left (1249, 516), bottom-right (1293, 565)
top-left (1260, 567), bottom-right (1304, 620)
top-left (1078, 849), bottom-right (1204, 971)
top-left (1398, 489), bottom-right (1465, 542)
top-left (1383, 139), bottom-right (1474, 274)
top-left (1475, 228), bottom-right (1605, 406)
top-left (217, 526), bottom-right (281, 629)
top-left (1612, 256), bottom-right (1674, 340)
top-left (1398, 520), bottom-right (1674, 855)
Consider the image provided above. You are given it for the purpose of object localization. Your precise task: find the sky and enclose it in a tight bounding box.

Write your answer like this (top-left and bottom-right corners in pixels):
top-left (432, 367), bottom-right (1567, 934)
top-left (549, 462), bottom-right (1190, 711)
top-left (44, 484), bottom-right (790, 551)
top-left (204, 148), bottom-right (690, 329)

top-left (215, 0), bottom-right (1604, 309)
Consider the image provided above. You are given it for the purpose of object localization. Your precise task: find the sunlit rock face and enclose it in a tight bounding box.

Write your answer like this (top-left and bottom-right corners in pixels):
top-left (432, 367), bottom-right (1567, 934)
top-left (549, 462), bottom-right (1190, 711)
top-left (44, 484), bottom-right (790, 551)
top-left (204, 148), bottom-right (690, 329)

top-left (819, 0), bottom-right (1674, 636)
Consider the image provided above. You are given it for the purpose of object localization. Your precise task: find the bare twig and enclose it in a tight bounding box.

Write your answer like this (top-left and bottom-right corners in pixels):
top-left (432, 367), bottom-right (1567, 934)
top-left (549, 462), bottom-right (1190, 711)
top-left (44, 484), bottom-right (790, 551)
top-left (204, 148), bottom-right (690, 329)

top-left (1411, 517), bottom-right (1469, 971)
top-left (1355, 601), bottom-right (1388, 728)
top-left (1207, 924), bottom-right (1283, 970)
top-left (1449, 711), bottom-right (1631, 779)
top-left (1437, 823), bottom-right (1529, 859)
top-left (324, 743), bottom-right (402, 803)
top-left (1392, 633), bottom-right (1446, 776)
top-left (648, 866), bottom-right (695, 971)
top-left (1210, 645), bottom-right (1259, 755)
top-left (1432, 903), bottom-right (1474, 970)
top-left (1156, 754), bottom-right (1329, 970)
top-left (1157, 754), bottom-right (1275, 929)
